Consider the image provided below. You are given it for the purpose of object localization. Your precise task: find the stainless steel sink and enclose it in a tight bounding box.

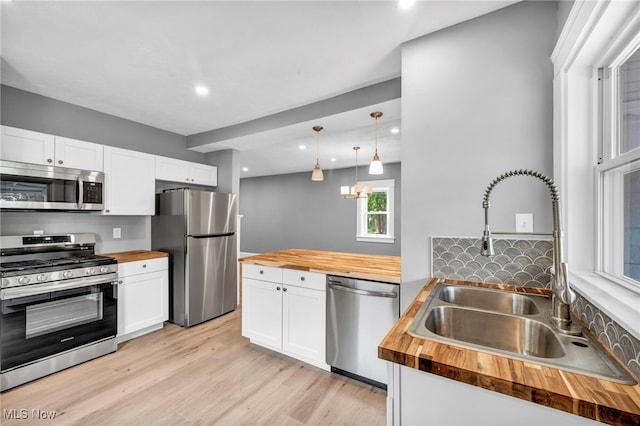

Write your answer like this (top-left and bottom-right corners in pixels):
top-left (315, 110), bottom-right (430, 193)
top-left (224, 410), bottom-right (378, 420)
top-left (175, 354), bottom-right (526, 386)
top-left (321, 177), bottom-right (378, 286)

top-left (425, 306), bottom-right (565, 358)
top-left (408, 282), bottom-right (636, 384)
top-left (438, 285), bottom-right (541, 315)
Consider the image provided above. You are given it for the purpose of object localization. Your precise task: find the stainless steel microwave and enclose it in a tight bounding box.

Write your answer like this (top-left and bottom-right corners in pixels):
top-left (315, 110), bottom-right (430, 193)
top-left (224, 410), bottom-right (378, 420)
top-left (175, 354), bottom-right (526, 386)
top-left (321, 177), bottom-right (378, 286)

top-left (0, 160), bottom-right (104, 211)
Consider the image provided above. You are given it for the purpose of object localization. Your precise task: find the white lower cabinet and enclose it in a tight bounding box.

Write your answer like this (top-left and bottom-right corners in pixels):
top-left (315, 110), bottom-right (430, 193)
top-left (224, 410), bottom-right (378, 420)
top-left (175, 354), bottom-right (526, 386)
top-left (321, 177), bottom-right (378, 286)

top-left (242, 264), bottom-right (329, 370)
top-left (117, 257), bottom-right (169, 342)
top-left (392, 365), bottom-right (600, 426)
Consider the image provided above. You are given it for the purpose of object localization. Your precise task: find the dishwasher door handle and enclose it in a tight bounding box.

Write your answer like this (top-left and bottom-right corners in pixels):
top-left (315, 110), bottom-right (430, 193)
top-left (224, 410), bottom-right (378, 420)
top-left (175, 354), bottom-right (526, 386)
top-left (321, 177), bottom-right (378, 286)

top-left (328, 283), bottom-right (397, 298)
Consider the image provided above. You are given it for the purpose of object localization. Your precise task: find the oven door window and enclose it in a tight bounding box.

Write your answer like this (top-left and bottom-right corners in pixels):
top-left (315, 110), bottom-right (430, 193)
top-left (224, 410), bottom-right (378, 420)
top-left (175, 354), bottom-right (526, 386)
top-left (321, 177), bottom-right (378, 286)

top-left (26, 292), bottom-right (103, 339)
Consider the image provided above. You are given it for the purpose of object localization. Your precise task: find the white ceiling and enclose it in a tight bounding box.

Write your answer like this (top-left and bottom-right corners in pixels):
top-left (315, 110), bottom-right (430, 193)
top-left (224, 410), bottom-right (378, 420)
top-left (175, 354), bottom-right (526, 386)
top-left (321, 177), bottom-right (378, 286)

top-left (1, 0), bottom-right (517, 177)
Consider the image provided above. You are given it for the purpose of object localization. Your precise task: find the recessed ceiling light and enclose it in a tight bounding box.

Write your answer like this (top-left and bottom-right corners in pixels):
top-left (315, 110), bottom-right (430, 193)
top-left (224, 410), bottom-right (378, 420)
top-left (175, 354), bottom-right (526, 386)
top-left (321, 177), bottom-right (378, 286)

top-left (299, 145), bottom-right (306, 150)
top-left (330, 158), bottom-right (337, 162)
top-left (391, 127), bottom-right (400, 134)
top-left (195, 85), bottom-right (209, 96)
top-left (242, 167), bottom-right (248, 172)
top-left (397, 0), bottom-right (416, 9)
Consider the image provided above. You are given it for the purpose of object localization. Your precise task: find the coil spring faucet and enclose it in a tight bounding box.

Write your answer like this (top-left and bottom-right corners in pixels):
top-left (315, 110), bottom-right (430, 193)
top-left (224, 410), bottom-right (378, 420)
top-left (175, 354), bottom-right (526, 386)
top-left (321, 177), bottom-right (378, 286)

top-left (481, 169), bottom-right (579, 335)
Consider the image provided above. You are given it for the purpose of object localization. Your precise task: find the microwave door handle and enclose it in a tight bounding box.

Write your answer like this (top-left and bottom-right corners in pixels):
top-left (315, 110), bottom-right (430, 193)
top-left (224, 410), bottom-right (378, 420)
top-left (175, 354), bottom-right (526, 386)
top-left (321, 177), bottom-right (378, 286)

top-left (77, 176), bottom-right (84, 209)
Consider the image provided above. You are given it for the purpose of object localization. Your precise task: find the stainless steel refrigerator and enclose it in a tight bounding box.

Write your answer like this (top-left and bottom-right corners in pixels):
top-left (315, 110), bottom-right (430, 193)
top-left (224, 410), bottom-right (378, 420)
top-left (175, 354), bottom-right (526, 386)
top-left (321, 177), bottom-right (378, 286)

top-left (151, 189), bottom-right (237, 327)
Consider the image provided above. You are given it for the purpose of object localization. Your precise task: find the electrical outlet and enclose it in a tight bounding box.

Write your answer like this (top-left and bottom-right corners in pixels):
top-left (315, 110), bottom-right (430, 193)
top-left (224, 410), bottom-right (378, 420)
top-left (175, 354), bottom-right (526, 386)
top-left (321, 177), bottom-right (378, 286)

top-left (515, 213), bottom-right (533, 233)
top-left (113, 228), bottom-right (122, 239)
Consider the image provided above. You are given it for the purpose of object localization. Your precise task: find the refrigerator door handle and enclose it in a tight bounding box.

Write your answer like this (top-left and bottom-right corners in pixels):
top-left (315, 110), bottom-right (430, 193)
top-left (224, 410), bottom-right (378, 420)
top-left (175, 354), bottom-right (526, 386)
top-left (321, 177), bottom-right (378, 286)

top-left (189, 232), bottom-right (235, 239)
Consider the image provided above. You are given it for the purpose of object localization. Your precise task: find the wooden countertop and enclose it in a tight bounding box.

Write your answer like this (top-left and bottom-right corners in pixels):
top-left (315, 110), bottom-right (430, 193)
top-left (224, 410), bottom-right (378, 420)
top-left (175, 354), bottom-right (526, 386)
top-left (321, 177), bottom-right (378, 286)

top-left (378, 278), bottom-right (640, 425)
top-left (100, 250), bottom-right (169, 263)
top-left (239, 249), bottom-right (401, 284)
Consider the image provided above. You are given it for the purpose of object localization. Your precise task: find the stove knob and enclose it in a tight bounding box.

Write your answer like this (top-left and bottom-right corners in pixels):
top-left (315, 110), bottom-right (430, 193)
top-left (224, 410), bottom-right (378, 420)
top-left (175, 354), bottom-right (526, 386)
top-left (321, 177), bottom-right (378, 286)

top-left (87, 267), bottom-right (97, 275)
top-left (18, 276), bottom-right (31, 284)
top-left (63, 271), bottom-right (74, 279)
top-left (99, 266), bottom-right (110, 274)
top-left (36, 274), bottom-right (48, 282)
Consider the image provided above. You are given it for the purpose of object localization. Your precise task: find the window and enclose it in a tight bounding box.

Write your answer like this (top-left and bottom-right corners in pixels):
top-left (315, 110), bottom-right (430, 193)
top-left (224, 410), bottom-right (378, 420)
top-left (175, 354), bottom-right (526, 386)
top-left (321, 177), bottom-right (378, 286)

top-left (356, 179), bottom-right (395, 243)
top-left (599, 46), bottom-right (640, 288)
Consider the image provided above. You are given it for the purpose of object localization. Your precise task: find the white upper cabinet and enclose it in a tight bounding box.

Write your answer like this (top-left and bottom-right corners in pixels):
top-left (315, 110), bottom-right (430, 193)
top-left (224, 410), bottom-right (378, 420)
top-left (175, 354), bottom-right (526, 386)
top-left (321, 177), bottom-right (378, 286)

top-left (155, 155), bottom-right (217, 187)
top-left (0, 126), bottom-right (104, 171)
top-left (103, 146), bottom-right (155, 215)
top-left (53, 136), bottom-right (104, 171)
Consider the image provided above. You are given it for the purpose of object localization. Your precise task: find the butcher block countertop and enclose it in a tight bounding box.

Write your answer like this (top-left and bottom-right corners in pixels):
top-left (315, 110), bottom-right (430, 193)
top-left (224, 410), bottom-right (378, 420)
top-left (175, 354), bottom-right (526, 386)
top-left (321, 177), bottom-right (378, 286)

top-left (239, 249), bottom-right (401, 284)
top-left (100, 250), bottom-right (168, 263)
top-left (379, 278), bottom-right (640, 425)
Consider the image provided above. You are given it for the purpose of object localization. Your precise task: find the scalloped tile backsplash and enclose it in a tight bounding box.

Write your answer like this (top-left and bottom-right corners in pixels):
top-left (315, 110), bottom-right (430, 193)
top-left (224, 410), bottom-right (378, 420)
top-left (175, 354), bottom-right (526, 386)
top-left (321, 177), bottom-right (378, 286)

top-left (431, 237), bottom-right (640, 379)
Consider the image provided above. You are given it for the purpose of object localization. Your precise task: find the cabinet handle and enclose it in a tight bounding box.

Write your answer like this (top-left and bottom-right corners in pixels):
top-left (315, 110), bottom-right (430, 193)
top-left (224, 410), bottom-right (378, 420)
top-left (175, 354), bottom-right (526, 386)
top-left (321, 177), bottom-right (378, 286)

top-left (142, 264), bottom-right (147, 268)
top-left (47, 158), bottom-right (53, 163)
top-left (276, 286), bottom-right (281, 291)
top-left (105, 209), bottom-right (110, 213)
top-left (58, 160), bottom-right (63, 164)
top-left (118, 280), bottom-right (123, 284)
top-left (259, 270), bottom-right (264, 274)
top-left (283, 287), bottom-right (287, 292)
top-left (300, 276), bottom-right (305, 281)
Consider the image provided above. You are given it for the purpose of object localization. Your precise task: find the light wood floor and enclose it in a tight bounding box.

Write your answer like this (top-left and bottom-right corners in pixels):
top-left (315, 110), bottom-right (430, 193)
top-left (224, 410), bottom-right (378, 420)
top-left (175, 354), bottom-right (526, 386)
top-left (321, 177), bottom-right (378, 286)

top-left (0, 309), bottom-right (386, 425)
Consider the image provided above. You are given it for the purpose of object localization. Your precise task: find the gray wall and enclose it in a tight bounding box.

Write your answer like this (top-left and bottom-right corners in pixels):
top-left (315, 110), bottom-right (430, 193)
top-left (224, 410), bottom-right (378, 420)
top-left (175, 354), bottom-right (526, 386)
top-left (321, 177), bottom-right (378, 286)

top-left (1, 85), bottom-right (203, 163)
top-left (1, 211), bottom-right (149, 254)
top-left (400, 1), bottom-right (558, 309)
top-left (240, 162), bottom-right (401, 256)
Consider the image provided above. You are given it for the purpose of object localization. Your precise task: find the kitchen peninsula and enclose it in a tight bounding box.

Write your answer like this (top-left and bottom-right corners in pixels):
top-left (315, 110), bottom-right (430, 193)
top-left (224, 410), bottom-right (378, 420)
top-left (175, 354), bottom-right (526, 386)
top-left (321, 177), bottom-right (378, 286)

top-left (239, 249), bottom-right (401, 379)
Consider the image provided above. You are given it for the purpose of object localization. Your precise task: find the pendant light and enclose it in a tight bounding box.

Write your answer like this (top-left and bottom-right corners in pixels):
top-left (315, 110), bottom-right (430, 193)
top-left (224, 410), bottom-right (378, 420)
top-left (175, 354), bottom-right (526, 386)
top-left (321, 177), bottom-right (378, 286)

top-left (369, 111), bottom-right (384, 175)
top-left (341, 146), bottom-right (372, 199)
top-left (311, 125), bottom-right (324, 181)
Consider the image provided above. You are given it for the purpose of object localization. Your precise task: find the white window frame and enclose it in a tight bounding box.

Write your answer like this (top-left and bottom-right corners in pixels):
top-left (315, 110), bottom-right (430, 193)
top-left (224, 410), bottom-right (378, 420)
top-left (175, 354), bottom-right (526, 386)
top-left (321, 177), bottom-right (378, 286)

top-left (356, 179), bottom-right (395, 244)
top-left (552, 0), bottom-right (640, 339)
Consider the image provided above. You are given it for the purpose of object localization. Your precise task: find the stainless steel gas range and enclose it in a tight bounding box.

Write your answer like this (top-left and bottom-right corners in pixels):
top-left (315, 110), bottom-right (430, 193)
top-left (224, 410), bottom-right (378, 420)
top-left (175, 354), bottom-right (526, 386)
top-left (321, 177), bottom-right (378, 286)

top-left (0, 234), bottom-right (118, 391)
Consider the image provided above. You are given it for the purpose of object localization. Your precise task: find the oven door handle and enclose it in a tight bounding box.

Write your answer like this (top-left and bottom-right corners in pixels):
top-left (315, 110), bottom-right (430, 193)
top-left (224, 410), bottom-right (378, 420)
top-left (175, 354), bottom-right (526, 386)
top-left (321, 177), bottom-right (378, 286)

top-left (0, 275), bottom-right (118, 300)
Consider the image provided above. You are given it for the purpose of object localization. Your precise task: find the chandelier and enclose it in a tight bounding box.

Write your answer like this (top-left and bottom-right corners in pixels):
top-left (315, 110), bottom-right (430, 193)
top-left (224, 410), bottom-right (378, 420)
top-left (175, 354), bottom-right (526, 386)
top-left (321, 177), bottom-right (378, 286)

top-left (340, 146), bottom-right (372, 199)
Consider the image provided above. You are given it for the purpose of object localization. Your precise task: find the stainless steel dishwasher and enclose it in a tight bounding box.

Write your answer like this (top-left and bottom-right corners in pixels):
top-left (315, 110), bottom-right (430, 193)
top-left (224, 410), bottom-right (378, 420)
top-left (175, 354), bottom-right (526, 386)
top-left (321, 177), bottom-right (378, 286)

top-left (326, 275), bottom-right (399, 389)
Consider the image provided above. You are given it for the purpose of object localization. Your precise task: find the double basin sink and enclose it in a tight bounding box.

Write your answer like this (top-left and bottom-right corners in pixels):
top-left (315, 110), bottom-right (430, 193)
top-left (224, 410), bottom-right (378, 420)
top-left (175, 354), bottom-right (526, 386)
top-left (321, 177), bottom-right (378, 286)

top-left (408, 282), bottom-right (636, 384)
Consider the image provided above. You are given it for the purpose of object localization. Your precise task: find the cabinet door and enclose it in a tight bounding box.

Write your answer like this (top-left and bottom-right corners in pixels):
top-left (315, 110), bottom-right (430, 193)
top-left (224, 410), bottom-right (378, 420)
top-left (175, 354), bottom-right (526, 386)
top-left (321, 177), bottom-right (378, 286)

top-left (118, 269), bottom-right (168, 337)
top-left (103, 146), bottom-right (155, 215)
top-left (242, 278), bottom-right (282, 350)
top-left (282, 285), bottom-right (326, 363)
top-left (0, 126), bottom-right (54, 165)
top-left (155, 156), bottom-right (191, 183)
top-left (54, 136), bottom-right (104, 171)
top-left (190, 163), bottom-right (217, 186)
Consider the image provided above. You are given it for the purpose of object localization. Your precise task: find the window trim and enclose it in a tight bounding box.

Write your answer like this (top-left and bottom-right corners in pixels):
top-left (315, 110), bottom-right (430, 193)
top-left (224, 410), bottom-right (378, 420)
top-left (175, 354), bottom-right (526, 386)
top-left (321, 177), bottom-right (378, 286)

top-left (552, 0), bottom-right (640, 339)
top-left (356, 179), bottom-right (395, 244)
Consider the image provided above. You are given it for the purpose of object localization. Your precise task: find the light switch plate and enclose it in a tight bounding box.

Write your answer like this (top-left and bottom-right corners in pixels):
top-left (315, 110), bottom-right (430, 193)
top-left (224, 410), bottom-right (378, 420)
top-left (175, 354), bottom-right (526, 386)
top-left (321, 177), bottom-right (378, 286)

top-left (113, 227), bottom-right (122, 239)
top-left (515, 213), bottom-right (533, 233)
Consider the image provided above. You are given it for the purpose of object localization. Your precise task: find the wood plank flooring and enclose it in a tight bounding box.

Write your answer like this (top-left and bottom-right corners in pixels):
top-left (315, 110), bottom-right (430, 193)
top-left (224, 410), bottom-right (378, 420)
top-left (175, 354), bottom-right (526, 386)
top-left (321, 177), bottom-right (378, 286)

top-left (1, 310), bottom-right (386, 425)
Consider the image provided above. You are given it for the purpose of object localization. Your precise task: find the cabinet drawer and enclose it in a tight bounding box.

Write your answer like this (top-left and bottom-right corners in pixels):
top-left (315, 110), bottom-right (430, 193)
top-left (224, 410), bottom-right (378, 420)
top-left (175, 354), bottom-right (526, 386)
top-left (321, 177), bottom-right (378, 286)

top-left (118, 257), bottom-right (168, 278)
top-left (283, 269), bottom-right (325, 291)
top-left (242, 264), bottom-right (282, 283)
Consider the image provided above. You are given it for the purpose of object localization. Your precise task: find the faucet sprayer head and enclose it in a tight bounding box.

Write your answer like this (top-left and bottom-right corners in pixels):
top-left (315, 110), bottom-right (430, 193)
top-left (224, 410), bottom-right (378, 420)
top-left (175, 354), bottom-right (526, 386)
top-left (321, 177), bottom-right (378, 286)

top-left (480, 230), bottom-right (495, 257)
